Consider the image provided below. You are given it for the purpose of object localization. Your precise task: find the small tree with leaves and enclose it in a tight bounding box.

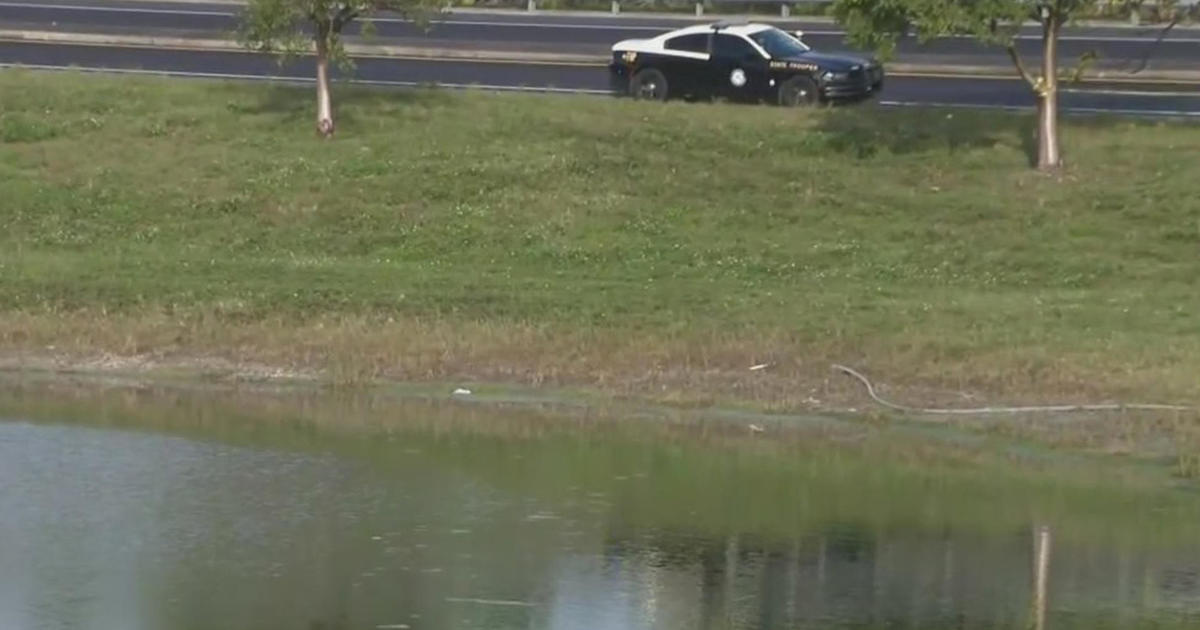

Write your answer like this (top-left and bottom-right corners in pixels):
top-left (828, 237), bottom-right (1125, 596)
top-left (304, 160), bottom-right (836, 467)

top-left (239, 0), bottom-right (439, 138)
top-left (832, 0), bottom-right (1099, 171)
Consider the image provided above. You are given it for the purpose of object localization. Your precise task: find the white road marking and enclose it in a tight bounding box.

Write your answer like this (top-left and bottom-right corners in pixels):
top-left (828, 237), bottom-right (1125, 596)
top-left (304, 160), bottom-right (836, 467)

top-left (403, 19), bottom-right (677, 31)
top-left (0, 1), bottom-right (231, 16)
top-left (1052, 34), bottom-right (1200, 42)
top-left (435, 20), bottom-right (841, 35)
top-left (1062, 86), bottom-right (1199, 97)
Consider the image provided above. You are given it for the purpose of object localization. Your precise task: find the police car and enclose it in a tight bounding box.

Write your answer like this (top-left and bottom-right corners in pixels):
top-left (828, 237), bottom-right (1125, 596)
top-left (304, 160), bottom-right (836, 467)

top-left (608, 22), bottom-right (883, 106)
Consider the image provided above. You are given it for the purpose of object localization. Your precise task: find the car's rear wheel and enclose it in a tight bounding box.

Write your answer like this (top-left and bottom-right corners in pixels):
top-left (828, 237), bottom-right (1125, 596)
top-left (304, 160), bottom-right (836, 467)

top-left (630, 68), bottom-right (669, 101)
top-left (777, 76), bottom-right (819, 107)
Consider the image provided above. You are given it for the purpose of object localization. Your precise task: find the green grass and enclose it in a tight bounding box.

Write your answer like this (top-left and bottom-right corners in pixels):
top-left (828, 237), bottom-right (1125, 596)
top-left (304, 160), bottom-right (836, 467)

top-left (2, 69), bottom-right (1200, 415)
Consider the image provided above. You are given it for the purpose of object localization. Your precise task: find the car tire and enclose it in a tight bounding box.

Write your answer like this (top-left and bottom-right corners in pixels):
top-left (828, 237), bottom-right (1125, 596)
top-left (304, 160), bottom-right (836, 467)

top-left (630, 68), bottom-right (669, 102)
top-left (777, 76), bottom-right (819, 107)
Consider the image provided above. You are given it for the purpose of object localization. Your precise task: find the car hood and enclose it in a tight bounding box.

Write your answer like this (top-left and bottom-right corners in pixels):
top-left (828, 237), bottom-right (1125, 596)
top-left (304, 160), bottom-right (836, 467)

top-left (777, 51), bottom-right (878, 72)
top-left (611, 38), bottom-right (648, 52)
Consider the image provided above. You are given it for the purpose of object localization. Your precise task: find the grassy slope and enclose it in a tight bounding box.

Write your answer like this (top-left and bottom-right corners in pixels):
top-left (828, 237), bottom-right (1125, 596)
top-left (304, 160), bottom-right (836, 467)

top-left (2, 70), bottom-right (1199, 410)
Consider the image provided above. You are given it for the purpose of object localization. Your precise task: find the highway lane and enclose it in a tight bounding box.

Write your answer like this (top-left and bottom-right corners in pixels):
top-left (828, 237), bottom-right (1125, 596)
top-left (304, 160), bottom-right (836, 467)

top-left (2, 40), bottom-right (1198, 115)
top-left (6, 0), bottom-right (1200, 36)
top-left (1, 0), bottom-right (1197, 70)
top-left (0, 40), bottom-right (613, 92)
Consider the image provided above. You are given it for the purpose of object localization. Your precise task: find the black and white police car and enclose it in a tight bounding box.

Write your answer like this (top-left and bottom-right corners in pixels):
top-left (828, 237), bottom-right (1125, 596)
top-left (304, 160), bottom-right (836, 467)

top-left (608, 22), bottom-right (883, 106)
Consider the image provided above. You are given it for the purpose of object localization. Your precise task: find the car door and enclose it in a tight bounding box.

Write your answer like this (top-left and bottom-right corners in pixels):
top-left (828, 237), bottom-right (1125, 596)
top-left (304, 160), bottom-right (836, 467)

top-left (708, 33), bottom-right (770, 102)
top-left (660, 33), bottom-right (712, 97)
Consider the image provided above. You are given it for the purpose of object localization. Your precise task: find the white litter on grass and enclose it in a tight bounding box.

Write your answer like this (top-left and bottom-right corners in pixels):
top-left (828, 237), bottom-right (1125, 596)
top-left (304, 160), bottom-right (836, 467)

top-left (445, 597), bottom-right (536, 608)
top-left (376, 625), bottom-right (410, 629)
top-left (453, 388), bottom-right (472, 395)
top-left (749, 363), bottom-right (771, 371)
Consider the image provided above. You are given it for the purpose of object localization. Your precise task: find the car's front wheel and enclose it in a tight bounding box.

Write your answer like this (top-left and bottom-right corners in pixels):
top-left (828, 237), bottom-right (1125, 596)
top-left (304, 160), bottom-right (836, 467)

top-left (777, 76), bottom-right (819, 107)
top-left (630, 68), bottom-right (669, 102)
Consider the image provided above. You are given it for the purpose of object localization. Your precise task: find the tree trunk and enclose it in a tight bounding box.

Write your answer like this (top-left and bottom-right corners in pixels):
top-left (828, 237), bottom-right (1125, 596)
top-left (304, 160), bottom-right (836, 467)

top-left (315, 38), bottom-right (334, 138)
top-left (1036, 15), bottom-right (1061, 171)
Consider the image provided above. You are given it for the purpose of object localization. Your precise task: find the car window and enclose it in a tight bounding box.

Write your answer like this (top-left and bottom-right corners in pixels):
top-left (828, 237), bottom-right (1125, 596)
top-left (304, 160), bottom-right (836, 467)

top-left (664, 33), bottom-right (710, 54)
top-left (748, 27), bottom-right (811, 58)
top-left (712, 34), bottom-right (761, 60)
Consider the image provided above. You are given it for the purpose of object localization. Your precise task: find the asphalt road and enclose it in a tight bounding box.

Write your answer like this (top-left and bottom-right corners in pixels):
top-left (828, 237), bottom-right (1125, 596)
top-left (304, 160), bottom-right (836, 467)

top-left (0, 0), bottom-right (1198, 70)
top-left (3, 40), bottom-right (1199, 116)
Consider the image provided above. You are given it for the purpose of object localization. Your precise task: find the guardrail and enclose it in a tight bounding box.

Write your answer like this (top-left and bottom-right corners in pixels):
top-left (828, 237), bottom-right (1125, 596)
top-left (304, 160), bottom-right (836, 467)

top-left (701, 0), bottom-right (832, 17)
top-left (522, 0), bottom-right (833, 17)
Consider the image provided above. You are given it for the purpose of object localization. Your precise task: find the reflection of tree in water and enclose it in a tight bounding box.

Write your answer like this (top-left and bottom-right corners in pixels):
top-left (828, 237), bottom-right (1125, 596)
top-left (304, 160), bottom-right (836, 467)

top-left (600, 524), bottom-right (884, 629)
top-left (596, 523), bottom-right (1200, 630)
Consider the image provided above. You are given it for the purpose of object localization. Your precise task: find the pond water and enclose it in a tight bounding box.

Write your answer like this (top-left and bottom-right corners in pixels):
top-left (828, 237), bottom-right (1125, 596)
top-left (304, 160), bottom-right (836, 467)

top-left (1, 382), bottom-right (1199, 630)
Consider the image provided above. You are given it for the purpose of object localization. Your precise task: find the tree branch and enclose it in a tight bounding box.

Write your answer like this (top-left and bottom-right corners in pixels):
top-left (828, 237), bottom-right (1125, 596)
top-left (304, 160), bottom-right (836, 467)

top-left (333, 3), bottom-right (360, 31)
top-left (1007, 42), bottom-right (1037, 88)
top-left (1130, 10), bottom-right (1184, 74)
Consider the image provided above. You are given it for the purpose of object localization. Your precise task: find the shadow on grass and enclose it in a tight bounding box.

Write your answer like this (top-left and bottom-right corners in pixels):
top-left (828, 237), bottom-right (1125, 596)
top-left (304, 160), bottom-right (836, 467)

top-left (816, 103), bottom-right (1176, 167)
top-left (815, 104), bottom-right (1035, 162)
top-left (217, 81), bottom-right (454, 128)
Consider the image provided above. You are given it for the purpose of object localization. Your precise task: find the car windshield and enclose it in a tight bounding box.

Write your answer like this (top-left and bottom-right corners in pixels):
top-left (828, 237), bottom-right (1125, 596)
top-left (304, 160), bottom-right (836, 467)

top-left (748, 27), bottom-right (811, 58)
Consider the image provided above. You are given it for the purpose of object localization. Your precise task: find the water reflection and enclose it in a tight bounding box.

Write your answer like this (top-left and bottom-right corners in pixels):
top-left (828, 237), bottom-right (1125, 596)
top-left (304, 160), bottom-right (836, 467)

top-left (570, 527), bottom-right (1200, 630)
top-left (1, 385), bottom-right (1199, 630)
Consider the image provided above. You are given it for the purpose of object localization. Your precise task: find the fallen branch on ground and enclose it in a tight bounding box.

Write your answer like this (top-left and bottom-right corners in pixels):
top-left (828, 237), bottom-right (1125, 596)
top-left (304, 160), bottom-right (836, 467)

top-left (833, 364), bottom-right (1194, 415)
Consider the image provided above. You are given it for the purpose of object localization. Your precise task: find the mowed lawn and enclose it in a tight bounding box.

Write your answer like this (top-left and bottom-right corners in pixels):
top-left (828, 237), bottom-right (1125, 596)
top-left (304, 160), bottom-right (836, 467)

top-left (1, 70), bottom-right (1198, 406)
